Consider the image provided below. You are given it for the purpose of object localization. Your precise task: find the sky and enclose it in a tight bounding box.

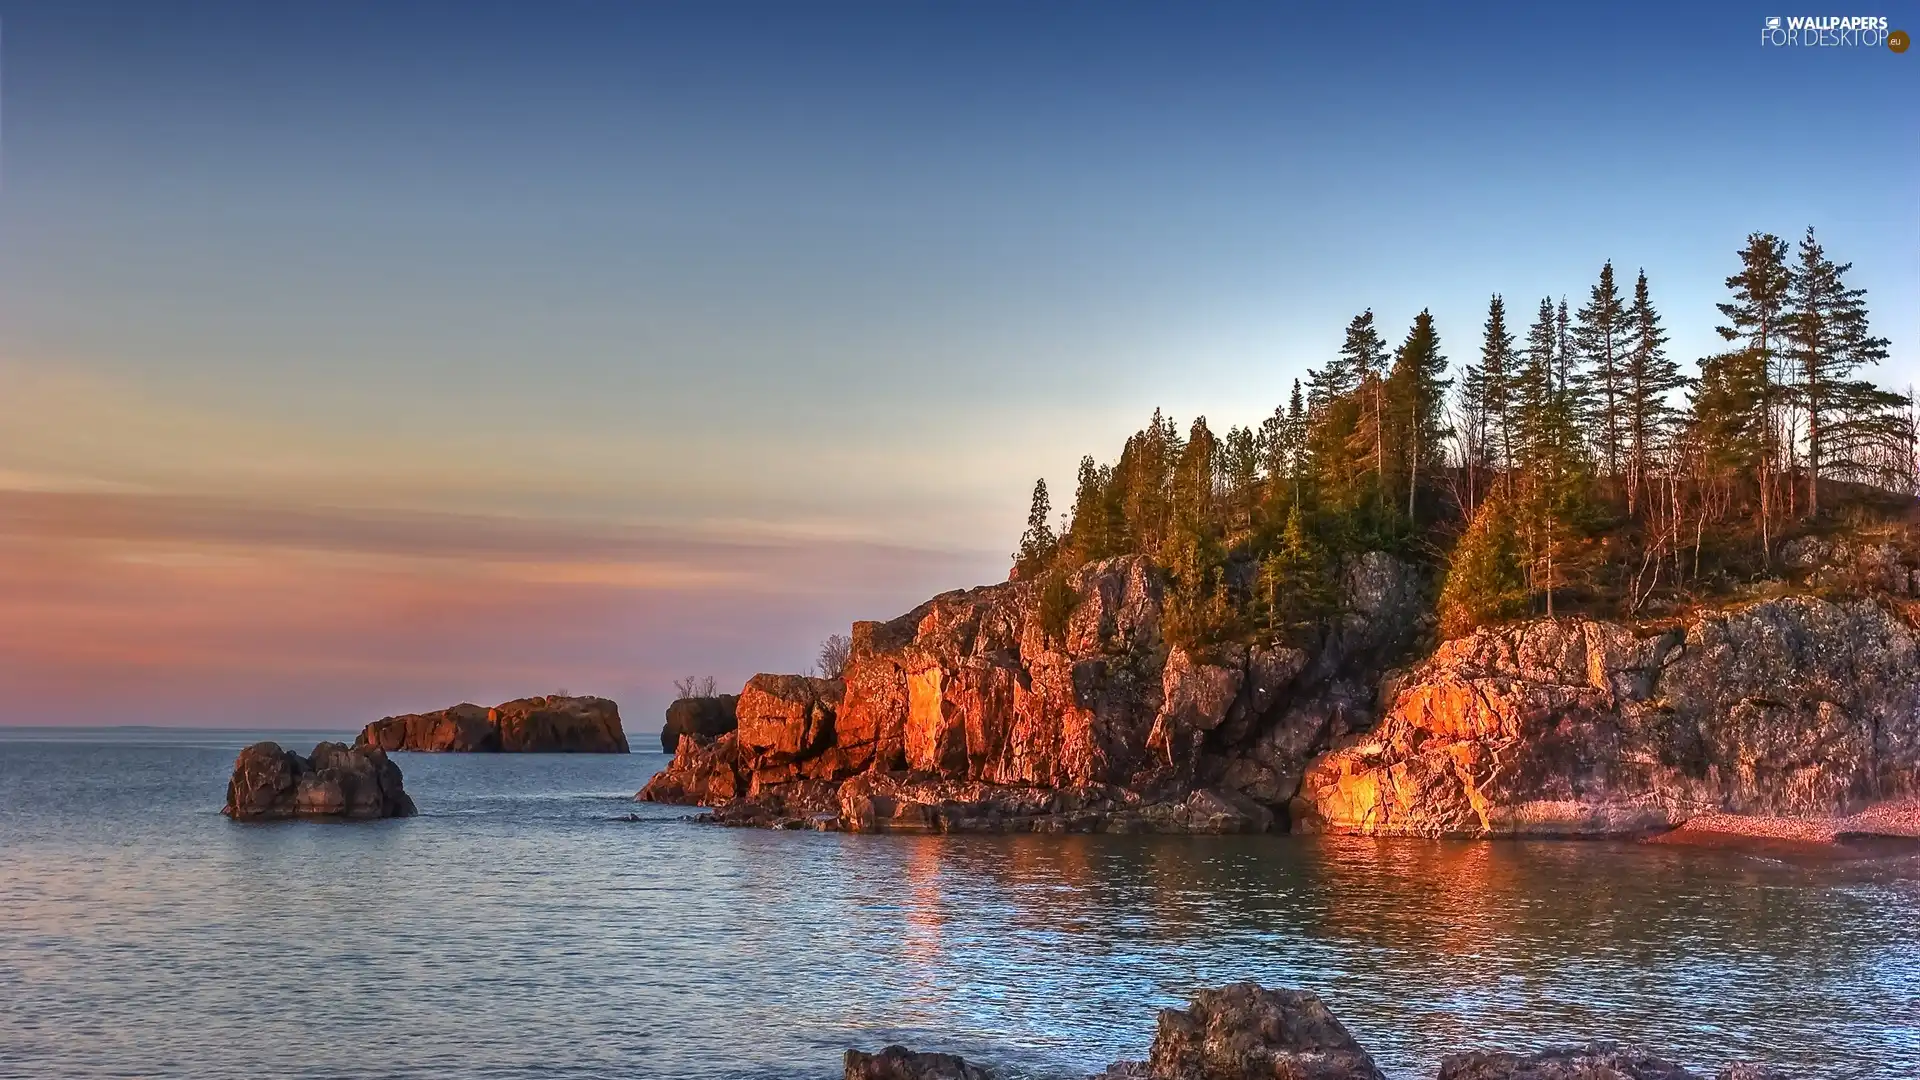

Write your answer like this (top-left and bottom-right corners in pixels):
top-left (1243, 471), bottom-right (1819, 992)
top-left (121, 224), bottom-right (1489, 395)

top-left (0, 1), bottom-right (1914, 729)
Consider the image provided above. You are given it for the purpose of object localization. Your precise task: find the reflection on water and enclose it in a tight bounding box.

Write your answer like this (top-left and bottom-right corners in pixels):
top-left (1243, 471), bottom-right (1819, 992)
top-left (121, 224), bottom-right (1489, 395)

top-left (2, 730), bottom-right (1918, 1080)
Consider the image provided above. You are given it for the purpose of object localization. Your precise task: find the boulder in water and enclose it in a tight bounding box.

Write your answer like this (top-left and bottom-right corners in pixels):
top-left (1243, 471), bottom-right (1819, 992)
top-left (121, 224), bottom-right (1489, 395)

top-left (844, 1046), bottom-right (993, 1080)
top-left (224, 741), bottom-right (417, 820)
top-left (1143, 982), bottom-right (1385, 1080)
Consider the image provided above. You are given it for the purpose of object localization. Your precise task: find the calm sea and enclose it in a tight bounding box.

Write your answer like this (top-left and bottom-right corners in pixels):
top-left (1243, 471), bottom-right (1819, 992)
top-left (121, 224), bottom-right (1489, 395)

top-left (2, 728), bottom-right (1917, 1080)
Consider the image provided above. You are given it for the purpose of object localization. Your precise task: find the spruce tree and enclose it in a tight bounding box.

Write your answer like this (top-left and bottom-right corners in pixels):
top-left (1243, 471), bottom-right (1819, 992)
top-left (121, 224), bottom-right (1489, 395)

top-left (1014, 479), bottom-right (1058, 577)
top-left (1222, 424), bottom-right (1260, 530)
top-left (1622, 269), bottom-right (1681, 513)
top-left (1716, 233), bottom-right (1791, 555)
top-left (1386, 309), bottom-right (1451, 525)
top-left (1786, 226), bottom-right (1897, 512)
top-left (1067, 455), bottom-right (1108, 562)
top-left (1259, 502), bottom-right (1332, 644)
top-left (1438, 495), bottom-right (1528, 638)
top-left (1478, 294), bottom-right (1517, 490)
top-left (1574, 262), bottom-right (1629, 480)
top-left (1516, 298), bottom-right (1588, 614)
top-left (1343, 311), bottom-right (1392, 498)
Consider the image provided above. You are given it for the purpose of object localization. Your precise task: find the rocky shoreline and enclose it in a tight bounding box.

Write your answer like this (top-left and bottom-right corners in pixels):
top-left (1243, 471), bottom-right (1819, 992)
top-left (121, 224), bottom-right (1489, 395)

top-left (844, 981), bottom-right (1785, 1080)
top-left (638, 550), bottom-right (1920, 841)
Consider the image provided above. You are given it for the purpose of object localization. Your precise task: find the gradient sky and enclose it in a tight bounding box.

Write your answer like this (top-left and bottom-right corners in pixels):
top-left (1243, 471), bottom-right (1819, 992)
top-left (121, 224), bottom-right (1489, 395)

top-left (1, 1), bottom-right (1914, 729)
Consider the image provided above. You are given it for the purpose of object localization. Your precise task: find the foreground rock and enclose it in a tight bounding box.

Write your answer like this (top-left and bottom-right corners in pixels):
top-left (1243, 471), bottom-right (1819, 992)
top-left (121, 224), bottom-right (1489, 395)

top-left (641, 554), bottom-right (1424, 832)
top-left (357, 695), bottom-right (629, 753)
top-left (223, 741), bottom-right (416, 820)
top-left (660, 694), bottom-right (738, 752)
top-left (843, 1047), bottom-right (992, 1080)
top-left (845, 982), bottom-right (1782, 1080)
top-left (1141, 982), bottom-right (1384, 1080)
top-left (1293, 596), bottom-right (1920, 837)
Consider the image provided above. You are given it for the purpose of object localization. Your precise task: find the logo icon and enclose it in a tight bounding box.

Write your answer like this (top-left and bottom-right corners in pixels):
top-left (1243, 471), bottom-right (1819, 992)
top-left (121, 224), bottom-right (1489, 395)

top-left (1892, 28), bottom-right (1911, 52)
top-left (1766, 16), bottom-right (1782, 30)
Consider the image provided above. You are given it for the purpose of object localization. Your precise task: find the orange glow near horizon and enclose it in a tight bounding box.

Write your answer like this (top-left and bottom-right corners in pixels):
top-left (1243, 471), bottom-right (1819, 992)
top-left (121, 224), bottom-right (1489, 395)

top-left (0, 490), bottom-right (996, 729)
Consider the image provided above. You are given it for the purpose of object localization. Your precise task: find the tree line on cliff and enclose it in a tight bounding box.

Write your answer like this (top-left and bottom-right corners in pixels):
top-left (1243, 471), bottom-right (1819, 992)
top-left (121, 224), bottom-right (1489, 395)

top-left (1011, 227), bottom-right (1910, 647)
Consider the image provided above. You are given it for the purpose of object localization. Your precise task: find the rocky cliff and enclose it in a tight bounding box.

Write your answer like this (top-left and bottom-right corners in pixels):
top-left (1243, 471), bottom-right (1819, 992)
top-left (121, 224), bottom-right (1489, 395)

top-left (224, 741), bottom-right (417, 820)
top-left (642, 544), bottom-right (1920, 838)
top-left (1293, 595), bottom-right (1920, 837)
top-left (640, 553), bottom-right (1425, 832)
top-left (356, 695), bottom-right (629, 753)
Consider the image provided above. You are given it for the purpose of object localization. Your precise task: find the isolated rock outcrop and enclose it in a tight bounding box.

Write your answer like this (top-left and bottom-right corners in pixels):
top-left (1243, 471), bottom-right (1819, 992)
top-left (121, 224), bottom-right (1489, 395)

top-left (1141, 982), bottom-right (1385, 1080)
top-left (357, 695), bottom-right (629, 753)
top-left (223, 741), bottom-right (417, 820)
top-left (660, 694), bottom-right (738, 752)
top-left (640, 554), bottom-right (1423, 831)
top-left (1293, 596), bottom-right (1920, 837)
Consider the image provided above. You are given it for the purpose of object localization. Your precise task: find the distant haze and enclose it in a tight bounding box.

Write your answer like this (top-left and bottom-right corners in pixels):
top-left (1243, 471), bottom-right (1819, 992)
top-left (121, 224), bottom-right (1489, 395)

top-left (1, 1), bottom-right (1912, 726)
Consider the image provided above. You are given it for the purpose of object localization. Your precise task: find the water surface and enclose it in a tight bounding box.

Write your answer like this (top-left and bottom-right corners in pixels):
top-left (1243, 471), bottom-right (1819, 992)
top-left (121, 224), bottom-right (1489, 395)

top-left (3, 729), bottom-right (1917, 1079)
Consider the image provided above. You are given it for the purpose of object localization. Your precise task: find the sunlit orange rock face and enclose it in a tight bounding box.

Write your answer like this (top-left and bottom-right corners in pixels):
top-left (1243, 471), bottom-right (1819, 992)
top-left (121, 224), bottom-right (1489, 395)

top-left (356, 695), bottom-right (629, 753)
top-left (1293, 597), bottom-right (1920, 837)
top-left (639, 553), bottom-right (1427, 832)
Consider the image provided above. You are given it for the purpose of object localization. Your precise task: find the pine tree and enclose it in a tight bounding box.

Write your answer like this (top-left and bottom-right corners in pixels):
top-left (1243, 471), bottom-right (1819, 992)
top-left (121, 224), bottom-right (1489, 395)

top-left (1574, 262), bottom-right (1629, 480)
top-left (1716, 233), bottom-right (1791, 556)
top-left (1477, 295), bottom-right (1517, 490)
top-left (1555, 297), bottom-right (1574, 394)
top-left (1258, 502), bottom-right (1332, 644)
top-left (1340, 310), bottom-right (1393, 507)
top-left (1222, 424), bottom-right (1260, 531)
top-left (1622, 269), bottom-right (1682, 514)
top-left (1386, 309), bottom-right (1451, 525)
top-left (1516, 298), bottom-right (1588, 615)
top-left (1066, 456), bottom-right (1108, 562)
top-left (1014, 478), bottom-right (1058, 577)
top-left (1437, 495), bottom-right (1528, 638)
top-left (1786, 226), bottom-right (1897, 512)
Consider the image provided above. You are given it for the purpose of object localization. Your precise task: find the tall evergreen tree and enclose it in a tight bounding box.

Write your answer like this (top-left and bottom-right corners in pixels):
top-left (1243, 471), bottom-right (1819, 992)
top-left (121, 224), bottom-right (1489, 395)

top-left (1716, 233), bottom-right (1791, 554)
top-left (1478, 294), bottom-right (1517, 490)
top-left (1517, 298), bottom-right (1588, 614)
top-left (1574, 262), bottom-right (1629, 479)
top-left (1554, 297), bottom-right (1574, 394)
top-left (1258, 502), bottom-right (1333, 645)
top-left (1338, 310), bottom-right (1392, 506)
top-left (1622, 269), bottom-right (1682, 513)
top-left (1014, 479), bottom-right (1058, 577)
top-left (1786, 226), bottom-right (1898, 512)
top-left (1386, 309), bottom-right (1451, 525)
top-left (1066, 456), bottom-right (1108, 562)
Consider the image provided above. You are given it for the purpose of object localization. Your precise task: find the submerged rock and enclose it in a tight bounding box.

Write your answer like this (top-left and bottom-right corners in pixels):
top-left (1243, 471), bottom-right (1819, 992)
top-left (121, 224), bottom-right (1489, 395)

top-left (223, 741), bottom-right (416, 820)
top-left (356, 695), bottom-right (629, 753)
top-left (1437, 1043), bottom-right (1701, 1080)
top-left (844, 1046), bottom-right (993, 1080)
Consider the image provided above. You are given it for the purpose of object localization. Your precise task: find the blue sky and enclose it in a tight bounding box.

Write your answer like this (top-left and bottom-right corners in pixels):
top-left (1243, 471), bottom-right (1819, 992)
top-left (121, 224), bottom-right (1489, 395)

top-left (0, 1), bottom-right (1913, 725)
